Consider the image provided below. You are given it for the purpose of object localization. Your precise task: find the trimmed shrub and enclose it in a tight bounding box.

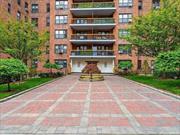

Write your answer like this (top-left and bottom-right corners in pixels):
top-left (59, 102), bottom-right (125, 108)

top-left (154, 50), bottom-right (180, 78)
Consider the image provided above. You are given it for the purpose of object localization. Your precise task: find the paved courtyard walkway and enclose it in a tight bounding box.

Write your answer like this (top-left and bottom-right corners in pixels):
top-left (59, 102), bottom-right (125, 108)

top-left (0, 74), bottom-right (180, 134)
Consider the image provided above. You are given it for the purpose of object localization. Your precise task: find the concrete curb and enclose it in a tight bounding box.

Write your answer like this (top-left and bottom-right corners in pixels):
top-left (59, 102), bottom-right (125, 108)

top-left (122, 77), bottom-right (180, 100)
top-left (0, 76), bottom-right (64, 103)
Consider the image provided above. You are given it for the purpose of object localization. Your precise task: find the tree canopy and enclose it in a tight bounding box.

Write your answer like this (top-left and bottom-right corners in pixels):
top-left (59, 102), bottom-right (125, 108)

top-left (154, 50), bottom-right (180, 74)
top-left (0, 59), bottom-right (29, 91)
top-left (118, 61), bottom-right (133, 70)
top-left (0, 19), bottom-right (49, 65)
top-left (125, 0), bottom-right (180, 57)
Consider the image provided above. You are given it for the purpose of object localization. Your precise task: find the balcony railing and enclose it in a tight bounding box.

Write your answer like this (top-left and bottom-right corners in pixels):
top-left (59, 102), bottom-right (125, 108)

top-left (72, 2), bottom-right (115, 8)
top-left (72, 18), bottom-right (115, 24)
top-left (71, 50), bottom-right (114, 56)
top-left (71, 34), bottom-right (115, 40)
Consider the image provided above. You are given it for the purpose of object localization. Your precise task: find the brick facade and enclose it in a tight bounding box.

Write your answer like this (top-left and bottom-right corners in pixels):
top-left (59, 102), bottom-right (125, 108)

top-left (0, 0), bottom-right (158, 73)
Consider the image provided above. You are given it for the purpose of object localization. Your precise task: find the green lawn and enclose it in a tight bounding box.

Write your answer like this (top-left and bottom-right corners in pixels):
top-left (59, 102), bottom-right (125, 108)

top-left (0, 78), bottom-right (53, 99)
top-left (125, 75), bottom-right (180, 95)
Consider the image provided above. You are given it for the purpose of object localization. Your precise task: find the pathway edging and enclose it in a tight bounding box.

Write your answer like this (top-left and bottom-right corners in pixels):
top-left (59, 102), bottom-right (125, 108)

top-left (122, 76), bottom-right (180, 100)
top-left (0, 76), bottom-right (64, 103)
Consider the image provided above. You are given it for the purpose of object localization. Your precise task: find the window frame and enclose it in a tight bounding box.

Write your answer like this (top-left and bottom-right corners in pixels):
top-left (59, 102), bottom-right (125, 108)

top-left (55, 0), bottom-right (68, 10)
top-left (118, 29), bottom-right (130, 38)
top-left (31, 4), bottom-right (39, 13)
top-left (119, 0), bottom-right (133, 7)
top-left (119, 13), bottom-right (132, 23)
top-left (55, 29), bottom-right (67, 39)
top-left (55, 59), bottom-right (67, 68)
top-left (55, 15), bottom-right (68, 24)
top-left (118, 44), bottom-right (132, 54)
top-left (55, 44), bottom-right (67, 54)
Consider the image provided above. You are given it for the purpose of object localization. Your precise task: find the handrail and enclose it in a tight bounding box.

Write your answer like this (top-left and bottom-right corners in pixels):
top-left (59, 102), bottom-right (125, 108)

top-left (71, 34), bottom-right (115, 40)
top-left (71, 18), bottom-right (115, 24)
top-left (71, 50), bottom-right (114, 56)
top-left (72, 2), bottom-right (115, 8)
top-left (72, 50), bottom-right (113, 52)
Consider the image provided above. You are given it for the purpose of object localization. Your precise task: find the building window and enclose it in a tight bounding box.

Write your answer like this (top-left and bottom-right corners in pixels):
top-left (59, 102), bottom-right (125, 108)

top-left (32, 59), bottom-right (38, 68)
top-left (32, 18), bottom-right (38, 27)
top-left (46, 17), bottom-right (50, 26)
top-left (55, 59), bottom-right (67, 68)
top-left (31, 4), bottom-right (38, 13)
top-left (119, 44), bottom-right (131, 54)
top-left (119, 0), bottom-right (133, 7)
top-left (17, 11), bottom-right (21, 20)
top-left (25, 16), bottom-right (28, 22)
top-left (47, 3), bottom-right (50, 12)
top-left (55, 0), bottom-right (68, 10)
top-left (137, 60), bottom-right (142, 69)
top-left (25, 2), bottom-right (28, 12)
top-left (153, 0), bottom-right (160, 9)
top-left (17, 0), bottom-right (21, 5)
top-left (8, 3), bottom-right (11, 13)
top-left (55, 15), bottom-right (68, 24)
top-left (119, 13), bottom-right (132, 23)
top-left (55, 30), bottom-right (67, 39)
top-left (138, 0), bottom-right (143, 10)
top-left (55, 45), bottom-right (67, 54)
top-left (119, 29), bottom-right (130, 38)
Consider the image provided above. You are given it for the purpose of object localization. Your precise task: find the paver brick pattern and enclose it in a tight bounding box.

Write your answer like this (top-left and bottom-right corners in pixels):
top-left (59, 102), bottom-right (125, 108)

top-left (0, 74), bottom-right (179, 134)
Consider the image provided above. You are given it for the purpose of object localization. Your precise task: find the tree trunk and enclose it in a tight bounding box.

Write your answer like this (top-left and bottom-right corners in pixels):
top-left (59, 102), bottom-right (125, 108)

top-left (7, 81), bottom-right (11, 92)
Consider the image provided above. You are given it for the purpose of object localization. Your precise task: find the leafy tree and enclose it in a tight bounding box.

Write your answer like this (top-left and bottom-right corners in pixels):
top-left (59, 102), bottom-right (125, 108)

top-left (125, 0), bottom-right (180, 57)
top-left (0, 19), bottom-right (49, 65)
top-left (0, 59), bottom-right (29, 91)
top-left (118, 61), bottom-right (133, 71)
top-left (154, 50), bottom-right (180, 78)
top-left (43, 62), bottom-right (62, 74)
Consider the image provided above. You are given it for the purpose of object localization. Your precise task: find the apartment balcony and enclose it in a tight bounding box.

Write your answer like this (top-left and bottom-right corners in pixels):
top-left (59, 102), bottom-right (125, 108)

top-left (70, 34), bottom-right (115, 45)
top-left (70, 50), bottom-right (115, 58)
top-left (70, 18), bottom-right (115, 30)
top-left (70, 2), bottom-right (115, 16)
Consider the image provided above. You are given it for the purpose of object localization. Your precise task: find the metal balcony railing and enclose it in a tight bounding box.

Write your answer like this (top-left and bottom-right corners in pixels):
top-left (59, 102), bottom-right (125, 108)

top-left (71, 50), bottom-right (114, 56)
top-left (72, 18), bottom-right (115, 24)
top-left (71, 34), bottom-right (115, 40)
top-left (72, 2), bottom-right (115, 8)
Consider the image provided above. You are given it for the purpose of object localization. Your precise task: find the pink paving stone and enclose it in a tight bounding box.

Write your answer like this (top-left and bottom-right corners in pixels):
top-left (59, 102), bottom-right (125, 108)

top-left (91, 88), bottom-right (109, 93)
top-left (141, 93), bottom-right (174, 100)
top-left (111, 87), bottom-right (134, 93)
top-left (64, 93), bottom-right (87, 100)
top-left (53, 88), bottom-right (69, 93)
top-left (123, 101), bottom-right (166, 114)
top-left (91, 93), bottom-right (113, 100)
top-left (90, 101), bottom-right (122, 114)
top-left (74, 86), bottom-right (88, 89)
top-left (36, 93), bottom-right (62, 100)
top-left (14, 92), bottom-right (39, 100)
top-left (0, 101), bottom-right (22, 113)
top-left (117, 92), bottom-right (145, 100)
top-left (52, 102), bottom-right (84, 114)
top-left (89, 117), bottom-right (130, 127)
top-left (1, 116), bottom-right (36, 126)
top-left (135, 88), bottom-right (154, 93)
top-left (15, 101), bottom-right (54, 113)
top-left (71, 88), bottom-right (88, 93)
top-left (136, 117), bottom-right (180, 127)
top-left (156, 101), bottom-right (180, 114)
top-left (41, 117), bottom-right (81, 126)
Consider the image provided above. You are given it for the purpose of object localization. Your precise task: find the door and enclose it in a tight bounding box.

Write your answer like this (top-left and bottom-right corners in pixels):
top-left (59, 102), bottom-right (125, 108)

top-left (72, 59), bottom-right (86, 72)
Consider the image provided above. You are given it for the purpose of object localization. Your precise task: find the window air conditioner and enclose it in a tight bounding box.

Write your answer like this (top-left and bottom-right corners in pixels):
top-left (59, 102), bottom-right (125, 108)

top-left (128, 19), bottom-right (132, 23)
top-left (59, 49), bottom-right (64, 54)
top-left (128, 3), bottom-right (133, 7)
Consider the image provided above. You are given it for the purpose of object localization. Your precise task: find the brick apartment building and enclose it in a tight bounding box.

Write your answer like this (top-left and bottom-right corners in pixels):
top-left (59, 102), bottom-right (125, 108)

top-left (0, 0), bottom-right (160, 73)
